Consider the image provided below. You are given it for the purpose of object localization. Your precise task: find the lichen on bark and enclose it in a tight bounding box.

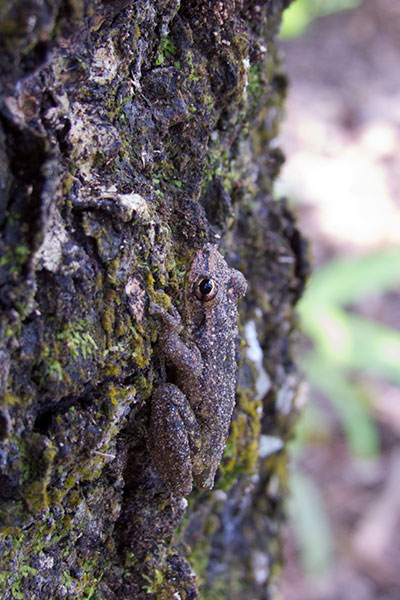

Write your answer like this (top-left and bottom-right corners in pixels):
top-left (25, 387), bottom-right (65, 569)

top-left (0, 1), bottom-right (307, 598)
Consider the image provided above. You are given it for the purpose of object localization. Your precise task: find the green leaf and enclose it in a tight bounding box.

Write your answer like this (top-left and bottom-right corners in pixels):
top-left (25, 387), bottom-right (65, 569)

top-left (303, 354), bottom-right (379, 457)
top-left (289, 470), bottom-right (333, 574)
top-left (280, 1), bottom-right (311, 39)
top-left (299, 303), bottom-right (354, 363)
top-left (302, 248), bottom-right (400, 305)
top-left (298, 247), bottom-right (400, 387)
top-left (301, 304), bottom-right (400, 386)
top-left (280, 0), bottom-right (364, 40)
top-left (337, 314), bottom-right (400, 385)
top-left (289, 403), bottom-right (331, 454)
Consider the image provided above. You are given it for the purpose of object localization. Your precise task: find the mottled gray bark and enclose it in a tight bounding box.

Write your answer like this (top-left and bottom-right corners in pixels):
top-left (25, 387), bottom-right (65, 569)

top-left (0, 1), bottom-right (307, 598)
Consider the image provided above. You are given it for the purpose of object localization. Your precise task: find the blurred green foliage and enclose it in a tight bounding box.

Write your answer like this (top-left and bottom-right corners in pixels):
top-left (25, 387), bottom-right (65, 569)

top-left (289, 471), bottom-right (333, 573)
top-left (280, 0), bottom-right (364, 39)
top-left (288, 247), bottom-right (400, 574)
top-left (299, 248), bottom-right (400, 456)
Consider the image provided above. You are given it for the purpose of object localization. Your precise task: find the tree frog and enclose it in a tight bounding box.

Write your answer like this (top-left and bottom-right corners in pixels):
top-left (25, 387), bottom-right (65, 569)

top-left (148, 244), bottom-right (247, 496)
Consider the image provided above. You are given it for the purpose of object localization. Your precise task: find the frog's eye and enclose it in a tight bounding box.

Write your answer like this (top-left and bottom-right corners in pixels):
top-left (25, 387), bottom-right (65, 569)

top-left (194, 277), bottom-right (218, 302)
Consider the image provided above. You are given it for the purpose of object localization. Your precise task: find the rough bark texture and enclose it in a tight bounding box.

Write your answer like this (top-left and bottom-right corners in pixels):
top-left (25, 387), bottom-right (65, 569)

top-left (0, 1), bottom-right (308, 598)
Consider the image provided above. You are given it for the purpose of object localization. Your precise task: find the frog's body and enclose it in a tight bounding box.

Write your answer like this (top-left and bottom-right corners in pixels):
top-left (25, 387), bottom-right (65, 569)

top-left (149, 244), bottom-right (247, 496)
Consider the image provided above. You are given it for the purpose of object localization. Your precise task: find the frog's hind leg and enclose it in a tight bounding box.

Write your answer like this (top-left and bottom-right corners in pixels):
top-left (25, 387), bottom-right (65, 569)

top-left (148, 384), bottom-right (201, 497)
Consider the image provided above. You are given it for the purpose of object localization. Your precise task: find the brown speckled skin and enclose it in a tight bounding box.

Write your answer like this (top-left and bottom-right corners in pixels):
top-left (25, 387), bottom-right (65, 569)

top-left (149, 244), bottom-right (247, 496)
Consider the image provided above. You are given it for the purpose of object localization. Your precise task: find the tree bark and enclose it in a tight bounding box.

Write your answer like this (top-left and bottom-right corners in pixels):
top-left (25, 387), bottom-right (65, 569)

top-left (0, 1), bottom-right (307, 598)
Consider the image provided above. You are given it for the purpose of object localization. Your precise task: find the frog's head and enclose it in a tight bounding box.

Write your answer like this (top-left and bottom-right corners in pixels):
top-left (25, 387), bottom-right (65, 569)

top-left (185, 244), bottom-right (247, 327)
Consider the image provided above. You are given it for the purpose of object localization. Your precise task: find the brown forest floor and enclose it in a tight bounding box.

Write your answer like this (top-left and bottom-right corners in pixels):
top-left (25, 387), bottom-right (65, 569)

top-left (278, 1), bottom-right (400, 599)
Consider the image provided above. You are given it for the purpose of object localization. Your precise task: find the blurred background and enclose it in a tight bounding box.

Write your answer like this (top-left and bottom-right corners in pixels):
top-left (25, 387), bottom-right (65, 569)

top-left (276, 1), bottom-right (400, 598)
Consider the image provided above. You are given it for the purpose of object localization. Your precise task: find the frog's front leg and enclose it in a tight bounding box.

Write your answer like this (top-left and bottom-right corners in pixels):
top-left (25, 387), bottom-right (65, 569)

top-left (149, 301), bottom-right (203, 377)
top-left (148, 383), bottom-right (201, 496)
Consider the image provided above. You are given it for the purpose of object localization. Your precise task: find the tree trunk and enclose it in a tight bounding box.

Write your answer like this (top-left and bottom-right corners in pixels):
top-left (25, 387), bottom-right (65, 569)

top-left (0, 1), bottom-right (307, 598)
